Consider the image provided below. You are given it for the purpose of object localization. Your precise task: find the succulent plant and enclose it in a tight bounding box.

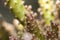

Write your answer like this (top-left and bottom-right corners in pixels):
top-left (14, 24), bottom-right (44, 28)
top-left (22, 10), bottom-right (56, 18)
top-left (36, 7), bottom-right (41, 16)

top-left (6, 0), bottom-right (27, 26)
top-left (38, 0), bottom-right (55, 26)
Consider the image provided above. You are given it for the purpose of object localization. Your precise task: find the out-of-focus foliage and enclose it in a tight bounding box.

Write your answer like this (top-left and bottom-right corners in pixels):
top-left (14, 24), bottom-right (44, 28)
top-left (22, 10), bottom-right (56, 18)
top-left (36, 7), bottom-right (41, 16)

top-left (0, 27), bottom-right (9, 40)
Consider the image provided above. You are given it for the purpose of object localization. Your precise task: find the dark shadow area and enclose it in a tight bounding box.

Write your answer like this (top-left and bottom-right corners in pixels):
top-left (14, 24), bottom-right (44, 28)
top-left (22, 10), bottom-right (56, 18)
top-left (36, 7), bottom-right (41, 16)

top-left (24, 0), bottom-right (40, 12)
top-left (0, 0), bottom-right (14, 23)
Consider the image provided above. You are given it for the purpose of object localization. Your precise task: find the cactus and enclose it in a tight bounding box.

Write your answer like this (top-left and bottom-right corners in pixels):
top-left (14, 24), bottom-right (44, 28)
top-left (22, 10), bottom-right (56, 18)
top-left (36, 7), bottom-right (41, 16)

top-left (6, 0), bottom-right (26, 26)
top-left (38, 0), bottom-right (58, 40)
top-left (38, 0), bottom-right (54, 26)
top-left (5, 0), bottom-right (27, 39)
top-left (2, 0), bottom-right (58, 40)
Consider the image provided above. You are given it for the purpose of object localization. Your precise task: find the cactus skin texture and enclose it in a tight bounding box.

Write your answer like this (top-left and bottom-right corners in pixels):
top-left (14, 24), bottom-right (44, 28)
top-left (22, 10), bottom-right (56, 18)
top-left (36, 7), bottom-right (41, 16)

top-left (6, 0), bottom-right (26, 26)
top-left (38, 0), bottom-right (54, 26)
